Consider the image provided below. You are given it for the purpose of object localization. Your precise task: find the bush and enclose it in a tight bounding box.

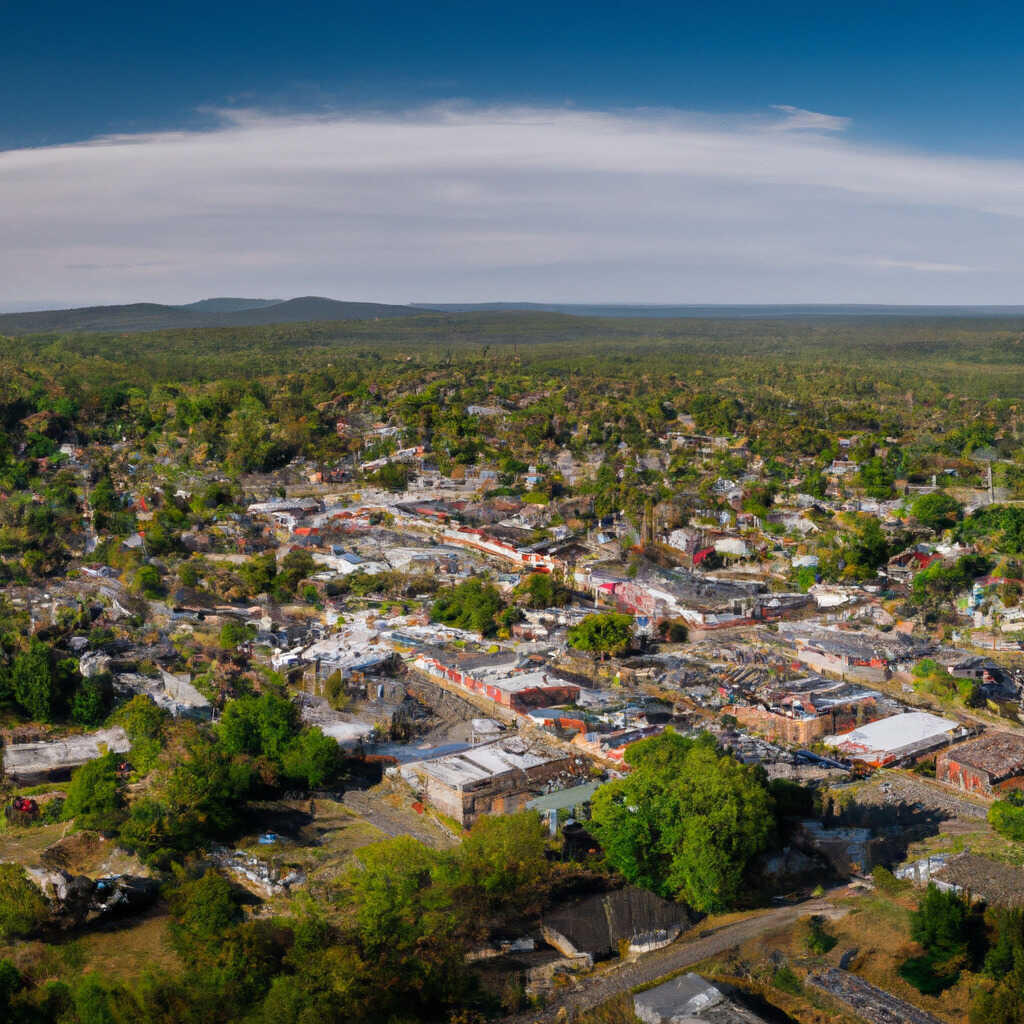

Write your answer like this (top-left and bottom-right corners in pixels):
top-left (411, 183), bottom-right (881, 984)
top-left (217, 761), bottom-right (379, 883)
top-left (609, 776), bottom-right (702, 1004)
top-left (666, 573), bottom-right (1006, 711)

top-left (989, 792), bottom-right (1024, 841)
top-left (0, 864), bottom-right (48, 939)
top-left (62, 752), bottom-right (124, 831)
top-left (805, 915), bottom-right (837, 955)
top-left (772, 966), bottom-right (803, 995)
top-left (899, 955), bottom-right (960, 995)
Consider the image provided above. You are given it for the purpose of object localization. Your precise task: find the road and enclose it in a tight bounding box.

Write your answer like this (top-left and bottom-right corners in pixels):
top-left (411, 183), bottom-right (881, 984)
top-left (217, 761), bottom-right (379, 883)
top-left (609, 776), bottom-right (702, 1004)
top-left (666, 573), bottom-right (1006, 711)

top-left (504, 892), bottom-right (845, 1024)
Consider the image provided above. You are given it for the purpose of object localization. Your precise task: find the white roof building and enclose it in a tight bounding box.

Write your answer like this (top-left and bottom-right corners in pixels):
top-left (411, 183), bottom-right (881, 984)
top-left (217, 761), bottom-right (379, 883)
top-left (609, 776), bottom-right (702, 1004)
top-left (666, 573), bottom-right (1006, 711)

top-left (824, 711), bottom-right (967, 766)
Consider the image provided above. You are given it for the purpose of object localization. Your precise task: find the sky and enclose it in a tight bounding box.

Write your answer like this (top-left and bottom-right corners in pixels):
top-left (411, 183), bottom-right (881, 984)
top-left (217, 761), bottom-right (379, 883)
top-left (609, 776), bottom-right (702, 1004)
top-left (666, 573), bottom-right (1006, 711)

top-left (4, 1), bottom-right (1024, 308)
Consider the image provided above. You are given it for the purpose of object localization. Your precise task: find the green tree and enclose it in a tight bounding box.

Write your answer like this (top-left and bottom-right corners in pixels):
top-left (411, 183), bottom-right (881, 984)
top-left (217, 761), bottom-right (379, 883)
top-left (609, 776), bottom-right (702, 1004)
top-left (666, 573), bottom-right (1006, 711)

top-left (589, 730), bottom-right (775, 912)
top-left (989, 791), bottom-right (1024, 840)
top-left (431, 579), bottom-right (506, 636)
top-left (218, 693), bottom-right (299, 762)
top-left (70, 674), bottom-right (112, 727)
top-left (63, 751), bottom-right (124, 831)
top-left (9, 639), bottom-right (58, 721)
top-left (567, 612), bottom-right (634, 658)
top-left (133, 563), bottom-right (163, 599)
top-left (0, 864), bottom-right (48, 940)
top-left (911, 492), bottom-right (962, 532)
top-left (514, 571), bottom-right (569, 609)
top-left (281, 727), bottom-right (344, 789)
top-left (114, 694), bottom-right (169, 776)
top-left (450, 811), bottom-right (549, 919)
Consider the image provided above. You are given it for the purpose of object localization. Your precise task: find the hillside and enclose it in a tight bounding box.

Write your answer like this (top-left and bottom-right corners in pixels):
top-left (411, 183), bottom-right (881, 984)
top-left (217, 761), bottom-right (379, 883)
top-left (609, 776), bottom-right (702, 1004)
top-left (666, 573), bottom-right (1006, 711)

top-left (0, 296), bottom-right (432, 335)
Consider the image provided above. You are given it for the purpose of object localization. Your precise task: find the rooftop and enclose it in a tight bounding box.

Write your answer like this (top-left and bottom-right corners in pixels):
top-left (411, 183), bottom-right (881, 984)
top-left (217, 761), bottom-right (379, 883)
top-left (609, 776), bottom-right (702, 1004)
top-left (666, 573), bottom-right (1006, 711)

top-left (944, 732), bottom-right (1024, 779)
top-left (825, 711), bottom-right (961, 758)
top-left (413, 737), bottom-right (561, 789)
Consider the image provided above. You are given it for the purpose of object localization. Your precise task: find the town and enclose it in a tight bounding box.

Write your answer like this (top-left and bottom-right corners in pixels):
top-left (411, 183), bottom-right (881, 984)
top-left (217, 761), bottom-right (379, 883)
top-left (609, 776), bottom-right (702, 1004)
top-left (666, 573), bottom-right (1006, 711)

top-left (2, 314), bottom-right (1024, 1024)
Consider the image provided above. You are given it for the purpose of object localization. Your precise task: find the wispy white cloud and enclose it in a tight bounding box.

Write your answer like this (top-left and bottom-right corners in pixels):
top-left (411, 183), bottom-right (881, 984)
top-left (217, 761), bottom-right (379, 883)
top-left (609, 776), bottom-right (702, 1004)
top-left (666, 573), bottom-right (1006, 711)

top-left (872, 259), bottom-right (975, 273)
top-left (1, 103), bottom-right (1023, 308)
top-left (770, 104), bottom-right (851, 133)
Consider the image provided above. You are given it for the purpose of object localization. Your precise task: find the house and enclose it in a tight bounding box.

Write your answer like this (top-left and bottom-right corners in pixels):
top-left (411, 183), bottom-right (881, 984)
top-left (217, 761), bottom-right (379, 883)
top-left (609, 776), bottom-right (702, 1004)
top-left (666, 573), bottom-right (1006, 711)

top-left (936, 732), bottom-right (1024, 796)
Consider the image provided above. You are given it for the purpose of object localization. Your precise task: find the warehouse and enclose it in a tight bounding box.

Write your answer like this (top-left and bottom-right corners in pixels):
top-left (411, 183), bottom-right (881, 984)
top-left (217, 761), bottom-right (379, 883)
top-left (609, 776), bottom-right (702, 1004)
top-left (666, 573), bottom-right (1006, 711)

top-left (823, 711), bottom-right (966, 767)
top-left (936, 732), bottom-right (1024, 796)
top-left (398, 737), bottom-right (588, 826)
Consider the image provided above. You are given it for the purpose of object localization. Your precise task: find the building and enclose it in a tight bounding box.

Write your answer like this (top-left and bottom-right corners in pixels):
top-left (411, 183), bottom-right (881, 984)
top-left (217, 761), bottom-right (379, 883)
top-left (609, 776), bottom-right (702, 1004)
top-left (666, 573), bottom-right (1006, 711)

top-left (635, 973), bottom-right (772, 1024)
top-left (411, 650), bottom-right (580, 714)
top-left (777, 622), bottom-right (927, 683)
top-left (936, 732), bottom-right (1024, 796)
top-left (823, 711), bottom-right (966, 767)
top-left (3, 727), bottom-right (131, 785)
top-left (728, 677), bottom-right (884, 745)
top-left (398, 737), bottom-right (588, 826)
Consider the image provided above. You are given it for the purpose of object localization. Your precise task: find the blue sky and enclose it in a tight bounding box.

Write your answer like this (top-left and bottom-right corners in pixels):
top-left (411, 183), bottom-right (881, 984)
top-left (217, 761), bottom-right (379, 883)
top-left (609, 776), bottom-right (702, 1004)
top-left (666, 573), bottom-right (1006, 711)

top-left (3, 1), bottom-right (1024, 307)
top-left (5, 1), bottom-right (1021, 153)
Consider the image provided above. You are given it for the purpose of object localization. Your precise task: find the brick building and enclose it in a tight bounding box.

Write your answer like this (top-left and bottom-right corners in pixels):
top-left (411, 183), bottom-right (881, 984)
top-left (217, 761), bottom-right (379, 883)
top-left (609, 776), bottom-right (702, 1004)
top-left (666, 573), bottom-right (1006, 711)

top-left (399, 737), bottom-right (588, 826)
top-left (936, 732), bottom-right (1024, 796)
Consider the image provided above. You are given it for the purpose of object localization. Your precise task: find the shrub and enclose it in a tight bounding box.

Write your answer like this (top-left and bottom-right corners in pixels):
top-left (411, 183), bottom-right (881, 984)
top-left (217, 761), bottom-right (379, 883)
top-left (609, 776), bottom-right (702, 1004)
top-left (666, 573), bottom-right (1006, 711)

top-left (773, 966), bottom-right (803, 995)
top-left (0, 864), bottom-right (48, 939)
top-left (62, 752), bottom-right (124, 831)
top-left (805, 915), bottom-right (837, 955)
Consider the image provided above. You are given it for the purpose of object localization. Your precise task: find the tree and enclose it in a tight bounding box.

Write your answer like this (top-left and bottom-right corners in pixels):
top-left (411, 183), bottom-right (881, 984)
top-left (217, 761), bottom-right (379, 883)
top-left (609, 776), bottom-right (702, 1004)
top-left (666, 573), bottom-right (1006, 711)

top-left (589, 730), bottom-right (775, 912)
top-left (0, 864), bottom-right (48, 940)
top-left (114, 694), bottom-right (169, 775)
top-left (281, 727), bottom-right (344, 789)
top-left (567, 612), bottom-right (634, 658)
top-left (989, 791), bottom-right (1024, 840)
top-left (218, 693), bottom-right (299, 762)
top-left (63, 752), bottom-right (125, 831)
top-left (133, 563), bottom-right (163, 598)
top-left (341, 837), bottom-right (471, 1017)
top-left (70, 674), bottom-right (112, 727)
top-left (911, 492), bottom-right (962, 532)
top-left (900, 883), bottom-right (971, 993)
top-left (120, 728), bottom-right (254, 865)
top-left (451, 811), bottom-right (549, 918)
top-left (9, 639), bottom-right (58, 721)
top-left (514, 572), bottom-right (569, 609)
top-left (431, 579), bottom-right (506, 636)
top-left (843, 516), bottom-right (889, 578)
top-left (219, 620), bottom-right (254, 650)
top-left (168, 869), bottom-right (243, 965)
top-left (856, 456), bottom-right (895, 499)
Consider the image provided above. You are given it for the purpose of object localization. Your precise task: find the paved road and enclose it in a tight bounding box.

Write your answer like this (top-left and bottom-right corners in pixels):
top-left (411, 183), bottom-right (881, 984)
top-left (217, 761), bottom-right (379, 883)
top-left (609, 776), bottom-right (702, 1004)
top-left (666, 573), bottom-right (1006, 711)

top-left (504, 894), bottom-right (843, 1024)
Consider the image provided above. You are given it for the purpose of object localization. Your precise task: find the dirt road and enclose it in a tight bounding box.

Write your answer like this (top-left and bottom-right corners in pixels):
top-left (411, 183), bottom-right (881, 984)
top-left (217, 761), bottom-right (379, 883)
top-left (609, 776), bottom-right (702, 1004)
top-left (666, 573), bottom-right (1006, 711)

top-left (504, 892), bottom-right (844, 1024)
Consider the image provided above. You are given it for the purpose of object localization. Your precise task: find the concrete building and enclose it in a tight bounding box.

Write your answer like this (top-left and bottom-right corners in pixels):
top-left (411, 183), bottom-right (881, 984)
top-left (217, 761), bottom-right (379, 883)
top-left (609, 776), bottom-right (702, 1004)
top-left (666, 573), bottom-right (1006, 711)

top-left (936, 732), bottom-right (1024, 796)
top-left (3, 727), bottom-right (131, 785)
top-left (398, 737), bottom-right (588, 826)
top-left (634, 973), bottom-right (772, 1024)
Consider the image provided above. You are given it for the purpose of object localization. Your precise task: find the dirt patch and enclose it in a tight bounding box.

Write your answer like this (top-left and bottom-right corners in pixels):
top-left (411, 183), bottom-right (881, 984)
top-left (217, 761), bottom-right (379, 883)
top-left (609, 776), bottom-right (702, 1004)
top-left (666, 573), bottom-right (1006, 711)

top-left (0, 820), bottom-right (73, 868)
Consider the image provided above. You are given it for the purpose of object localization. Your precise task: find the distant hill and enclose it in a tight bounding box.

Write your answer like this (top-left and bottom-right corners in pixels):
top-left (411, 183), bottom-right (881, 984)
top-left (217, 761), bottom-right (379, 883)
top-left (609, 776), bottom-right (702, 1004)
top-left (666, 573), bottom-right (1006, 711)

top-left (420, 302), bottom-right (1024, 319)
top-left (178, 297), bottom-right (283, 313)
top-left (0, 296), bottom-right (432, 335)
